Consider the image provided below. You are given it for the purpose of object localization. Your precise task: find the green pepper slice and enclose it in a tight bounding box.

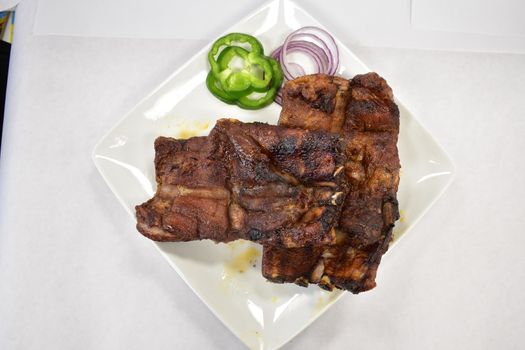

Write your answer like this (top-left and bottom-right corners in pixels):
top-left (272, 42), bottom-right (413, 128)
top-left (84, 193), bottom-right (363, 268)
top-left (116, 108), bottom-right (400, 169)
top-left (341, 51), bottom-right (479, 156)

top-left (217, 46), bottom-right (247, 70)
top-left (206, 71), bottom-right (252, 104)
top-left (237, 58), bottom-right (283, 110)
top-left (208, 32), bottom-right (264, 70)
top-left (215, 46), bottom-right (251, 92)
top-left (208, 34), bottom-right (273, 92)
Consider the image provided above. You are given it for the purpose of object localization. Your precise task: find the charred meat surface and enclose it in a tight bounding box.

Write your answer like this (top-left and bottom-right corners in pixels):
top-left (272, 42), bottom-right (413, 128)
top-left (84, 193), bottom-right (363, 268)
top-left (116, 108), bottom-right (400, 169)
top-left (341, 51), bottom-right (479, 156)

top-left (279, 74), bottom-right (350, 133)
top-left (136, 136), bottom-right (232, 242)
top-left (136, 118), bottom-right (348, 248)
top-left (262, 73), bottom-right (401, 293)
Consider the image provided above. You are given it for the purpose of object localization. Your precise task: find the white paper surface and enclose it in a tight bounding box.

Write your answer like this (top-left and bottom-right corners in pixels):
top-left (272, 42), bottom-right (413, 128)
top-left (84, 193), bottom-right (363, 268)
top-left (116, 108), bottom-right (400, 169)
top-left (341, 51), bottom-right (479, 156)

top-left (34, 0), bottom-right (263, 40)
top-left (309, 0), bottom-right (525, 53)
top-left (2, 0), bottom-right (525, 349)
top-left (412, 0), bottom-right (525, 38)
top-left (33, 0), bottom-right (525, 53)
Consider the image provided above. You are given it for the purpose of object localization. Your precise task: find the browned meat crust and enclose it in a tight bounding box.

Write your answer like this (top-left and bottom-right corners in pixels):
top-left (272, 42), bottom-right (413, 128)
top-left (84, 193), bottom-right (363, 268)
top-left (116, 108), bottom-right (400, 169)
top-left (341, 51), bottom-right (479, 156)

top-left (136, 118), bottom-right (348, 248)
top-left (278, 75), bottom-right (350, 133)
top-left (262, 73), bottom-right (400, 293)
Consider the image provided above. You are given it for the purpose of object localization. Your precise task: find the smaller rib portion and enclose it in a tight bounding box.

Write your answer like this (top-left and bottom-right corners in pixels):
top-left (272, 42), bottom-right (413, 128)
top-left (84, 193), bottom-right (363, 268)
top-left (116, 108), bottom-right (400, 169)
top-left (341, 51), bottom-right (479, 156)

top-left (136, 118), bottom-right (348, 248)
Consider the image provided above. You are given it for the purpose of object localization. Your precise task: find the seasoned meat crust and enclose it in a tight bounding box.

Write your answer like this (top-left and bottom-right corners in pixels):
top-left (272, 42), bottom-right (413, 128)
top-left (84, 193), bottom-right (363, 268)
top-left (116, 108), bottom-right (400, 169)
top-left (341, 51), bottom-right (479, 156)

top-left (136, 118), bottom-right (348, 248)
top-left (262, 73), bottom-right (400, 293)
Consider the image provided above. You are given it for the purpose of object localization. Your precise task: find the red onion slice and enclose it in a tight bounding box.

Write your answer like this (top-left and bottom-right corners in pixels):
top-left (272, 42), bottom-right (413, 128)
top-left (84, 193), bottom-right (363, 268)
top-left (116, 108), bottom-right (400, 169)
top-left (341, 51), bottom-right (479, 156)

top-left (272, 26), bottom-right (340, 104)
top-left (298, 26), bottom-right (339, 75)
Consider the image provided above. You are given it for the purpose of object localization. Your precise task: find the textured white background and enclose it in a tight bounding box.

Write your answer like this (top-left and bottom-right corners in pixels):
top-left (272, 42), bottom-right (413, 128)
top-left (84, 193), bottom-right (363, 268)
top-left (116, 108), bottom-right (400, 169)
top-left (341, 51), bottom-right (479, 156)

top-left (32, 0), bottom-right (525, 53)
top-left (1, 0), bottom-right (525, 349)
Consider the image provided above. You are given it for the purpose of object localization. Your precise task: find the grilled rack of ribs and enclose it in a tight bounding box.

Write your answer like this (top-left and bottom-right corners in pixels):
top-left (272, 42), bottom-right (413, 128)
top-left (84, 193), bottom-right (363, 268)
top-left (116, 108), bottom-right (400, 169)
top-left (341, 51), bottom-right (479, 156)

top-left (136, 118), bottom-right (348, 248)
top-left (262, 73), bottom-right (401, 293)
top-left (134, 72), bottom-right (400, 294)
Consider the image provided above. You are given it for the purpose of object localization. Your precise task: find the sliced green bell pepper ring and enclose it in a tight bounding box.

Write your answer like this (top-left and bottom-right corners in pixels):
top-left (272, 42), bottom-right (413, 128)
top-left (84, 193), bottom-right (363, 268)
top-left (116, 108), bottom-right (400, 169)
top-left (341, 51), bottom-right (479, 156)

top-left (236, 58), bottom-right (284, 110)
top-left (206, 71), bottom-right (253, 104)
top-left (206, 33), bottom-right (284, 110)
top-left (217, 46), bottom-right (247, 70)
top-left (209, 34), bottom-right (273, 92)
top-left (208, 32), bottom-right (264, 70)
top-left (218, 48), bottom-right (273, 91)
top-left (215, 46), bottom-right (252, 92)
top-left (216, 54), bottom-right (273, 92)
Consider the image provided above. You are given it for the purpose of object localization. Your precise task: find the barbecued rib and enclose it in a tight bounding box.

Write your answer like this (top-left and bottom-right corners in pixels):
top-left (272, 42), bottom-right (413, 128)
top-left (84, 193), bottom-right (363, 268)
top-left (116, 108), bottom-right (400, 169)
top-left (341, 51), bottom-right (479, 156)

top-left (136, 118), bottom-right (348, 248)
top-left (262, 73), bottom-right (401, 293)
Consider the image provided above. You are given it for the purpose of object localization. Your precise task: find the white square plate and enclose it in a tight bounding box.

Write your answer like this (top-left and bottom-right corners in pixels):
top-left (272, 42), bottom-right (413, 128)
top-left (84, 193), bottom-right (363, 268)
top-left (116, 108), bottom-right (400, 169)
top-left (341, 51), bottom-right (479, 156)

top-left (92, 0), bottom-right (454, 348)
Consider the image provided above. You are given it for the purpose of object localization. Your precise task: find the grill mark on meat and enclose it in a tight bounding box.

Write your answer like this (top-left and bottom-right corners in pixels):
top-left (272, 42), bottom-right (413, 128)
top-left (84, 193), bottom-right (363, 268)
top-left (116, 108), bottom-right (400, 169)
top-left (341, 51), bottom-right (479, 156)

top-left (279, 75), bottom-right (350, 132)
top-left (246, 127), bottom-right (345, 184)
top-left (286, 81), bottom-right (337, 114)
